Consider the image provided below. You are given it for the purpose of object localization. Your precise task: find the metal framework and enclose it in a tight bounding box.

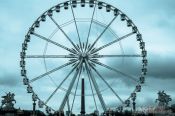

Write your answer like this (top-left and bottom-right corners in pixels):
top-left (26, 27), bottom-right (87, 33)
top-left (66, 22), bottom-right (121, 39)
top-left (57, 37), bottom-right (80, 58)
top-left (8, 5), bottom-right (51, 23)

top-left (20, 0), bottom-right (147, 114)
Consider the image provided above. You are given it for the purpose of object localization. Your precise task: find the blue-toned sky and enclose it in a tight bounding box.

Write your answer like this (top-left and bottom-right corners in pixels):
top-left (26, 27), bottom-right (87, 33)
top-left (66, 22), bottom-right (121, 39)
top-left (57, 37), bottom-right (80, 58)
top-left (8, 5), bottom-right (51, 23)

top-left (0, 0), bottom-right (175, 113)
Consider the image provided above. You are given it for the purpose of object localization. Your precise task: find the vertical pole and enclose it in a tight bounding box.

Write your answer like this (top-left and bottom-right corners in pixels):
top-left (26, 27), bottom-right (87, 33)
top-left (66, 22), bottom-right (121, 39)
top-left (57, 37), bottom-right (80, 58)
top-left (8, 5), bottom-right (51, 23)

top-left (33, 100), bottom-right (36, 116)
top-left (133, 101), bottom-right (136, 114)
top-left (80, 78), bottom-right (85, 115)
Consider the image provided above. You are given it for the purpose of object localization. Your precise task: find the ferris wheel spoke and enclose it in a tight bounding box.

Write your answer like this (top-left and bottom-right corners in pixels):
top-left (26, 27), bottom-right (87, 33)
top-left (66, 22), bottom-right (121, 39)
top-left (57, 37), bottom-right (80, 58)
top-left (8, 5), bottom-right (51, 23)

top-left (91, 54), bottom-right (141, 58)
top-left (85, 59), bottom-right (107, 112)
top-left (44, 62), bottom-right (80, 104)
top-left (88, 62), bottom-right (124, 104)
top-left (90, 60), bottom-right (138, 83)
top-left (85, 1), bottom-right (97, 52)
top-left (93, 19), bottom-right (120, 41)
top-left (59, 60), bottom-right (83, 112)
top-left (88, 16), bottom-right (117, 52)
top-left (92, 19), bottom-right (125, 55)
top-left (30, 61), bottom-right (77, 83)
top-left (86, 63), bottom-right (98, 110)
top-left (49, 16), bottom-right (80, 53)
top-left (25, 55), bottom-right (77, 58)
top-left (70, 1), bottom-right (83, 52)
top-left (91, 32), bottom-right (135, 54)
top-left (32, 33), bottom-right (76, 54)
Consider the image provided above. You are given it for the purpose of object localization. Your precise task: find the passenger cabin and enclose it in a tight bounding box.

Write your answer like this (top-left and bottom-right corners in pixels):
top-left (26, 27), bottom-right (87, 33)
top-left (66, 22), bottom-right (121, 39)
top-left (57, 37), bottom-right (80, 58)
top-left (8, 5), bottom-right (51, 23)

top-left (140, 76), bottom-right (145, 84)
top-left (131, 92), bottom-right (136, 98)
top-left (127, 20), bottom-right (132, 27)
top-left (30, 27), bottom-right (34, 34)
top-left (23, 77), bottom-right (29, 85)
top-left (114, 9), bottom-right (119, 16)
top-left (106, 5), bottom-right (111, 12)
top-left (64, 2), bottom-right (69, 9)
top-left (20, 60), bottom-right (25, 67)
top-left (136, 85), bottom-right (141, 92)
top-left (38, 100), bottom-right (44, 108)
top-left (41, 15), bottom-right (46, 22)
top-left (81, 0), bottom-right (85, 7)
top-left (27, 86), bottom-right (33, 93)
top-left (143, 58), bottom-right (148, 66)
top-left (125, 100), bottom-right (130, 107)
top-left (98, 2), bottom-right (103, 9)
top-left (55, 5), bottom-right (60, 12)
top-left (142, 67), bottom-right (147, 75)
top-left (32, 94), bottom-right (38, 101)
top-left (22, 43), bottom-right (27, 50)
top-left (72, 0), bottom-right (77, 8)
top-left (89, 0), bottom-right (94, 7)
top-left (35, 21), bottom-right (40, 28)
top-left (132, 26), bottom-right (137, 33)
top-left (25, 35), bottom-right (30, 42)
top-left (47, 10), bottom-right (53, 16)
top-left (21, 69), bottom-right (26, 76)
top-left (20, 51), bottom-right (26, 58)
top-left (136, 34), bottom-right (142, 41)
top-left (140, 42), bottom-right (145, 49)
top-left (120, 14), bottom-right (126, 21)
top-left (142, 50), bottom-right (147, 57)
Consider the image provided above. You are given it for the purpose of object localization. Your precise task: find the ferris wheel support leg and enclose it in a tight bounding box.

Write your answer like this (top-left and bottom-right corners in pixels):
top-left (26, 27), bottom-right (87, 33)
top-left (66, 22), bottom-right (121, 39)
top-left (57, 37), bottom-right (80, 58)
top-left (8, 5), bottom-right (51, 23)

top-left (85, 60), bottom-right (107, 112)
top-left (59, 61), bottom-right (82, 112)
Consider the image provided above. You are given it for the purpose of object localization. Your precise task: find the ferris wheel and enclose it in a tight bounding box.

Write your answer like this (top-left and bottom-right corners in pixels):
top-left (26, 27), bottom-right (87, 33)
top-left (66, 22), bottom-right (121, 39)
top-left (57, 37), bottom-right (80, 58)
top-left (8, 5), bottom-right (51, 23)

top-left (20, 0), bottom-right (147, 114)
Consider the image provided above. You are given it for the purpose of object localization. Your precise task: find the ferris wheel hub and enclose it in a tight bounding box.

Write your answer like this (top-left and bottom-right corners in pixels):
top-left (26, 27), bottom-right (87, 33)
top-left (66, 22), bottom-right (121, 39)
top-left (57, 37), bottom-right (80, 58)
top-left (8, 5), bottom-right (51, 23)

top-left (79, 52), bottom-right (89, 62)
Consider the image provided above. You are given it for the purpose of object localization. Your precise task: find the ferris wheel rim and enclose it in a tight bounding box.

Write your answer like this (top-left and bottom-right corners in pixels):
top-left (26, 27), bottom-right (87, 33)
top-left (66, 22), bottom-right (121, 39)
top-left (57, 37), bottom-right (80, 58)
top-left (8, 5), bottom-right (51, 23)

top-left (20, 0), bottom-right (147, 113)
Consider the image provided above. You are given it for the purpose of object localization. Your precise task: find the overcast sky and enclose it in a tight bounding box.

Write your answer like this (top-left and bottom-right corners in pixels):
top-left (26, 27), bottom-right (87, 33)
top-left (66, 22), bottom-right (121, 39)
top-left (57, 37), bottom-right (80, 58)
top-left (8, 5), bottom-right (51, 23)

top-left (0, 0), bottom-right (175, 114)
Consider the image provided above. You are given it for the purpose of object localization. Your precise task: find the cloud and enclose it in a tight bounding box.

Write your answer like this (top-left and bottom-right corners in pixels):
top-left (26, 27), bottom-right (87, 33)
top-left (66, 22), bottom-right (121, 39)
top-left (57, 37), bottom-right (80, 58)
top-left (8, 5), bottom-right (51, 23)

top-left (100, 52), bottom-right (175, 80)
top-left (0, 0), bottom-right (175, 114)
top-left (0, 72), bottom-right (21, 87)
top-left (147, 56), bottom-right (175, 79)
